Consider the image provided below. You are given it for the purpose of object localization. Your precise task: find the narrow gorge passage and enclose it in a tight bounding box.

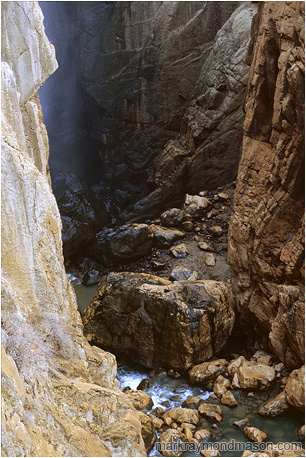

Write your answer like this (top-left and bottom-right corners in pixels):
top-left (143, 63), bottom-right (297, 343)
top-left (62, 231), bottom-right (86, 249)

top-left (2, 1), bottom-right (305, 458)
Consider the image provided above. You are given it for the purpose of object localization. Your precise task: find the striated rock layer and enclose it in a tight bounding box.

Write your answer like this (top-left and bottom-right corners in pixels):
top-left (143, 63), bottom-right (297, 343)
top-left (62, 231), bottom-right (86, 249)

top-left (228, 2), bottom-right (305, 370)
top-left (1, 2), bottom-right (146, 456)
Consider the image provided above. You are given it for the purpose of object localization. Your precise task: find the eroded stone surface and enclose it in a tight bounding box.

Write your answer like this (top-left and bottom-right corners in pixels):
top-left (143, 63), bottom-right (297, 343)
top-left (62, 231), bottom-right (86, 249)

top-left (83, 273), bottom-right (235, 371)
top-left (228, 1), bottom-right (305, 369)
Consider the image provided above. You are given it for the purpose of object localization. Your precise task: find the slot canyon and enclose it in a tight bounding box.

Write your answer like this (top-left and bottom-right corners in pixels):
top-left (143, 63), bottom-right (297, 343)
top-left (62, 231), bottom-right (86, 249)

top-left (1, 1), bottom-right (305, 457)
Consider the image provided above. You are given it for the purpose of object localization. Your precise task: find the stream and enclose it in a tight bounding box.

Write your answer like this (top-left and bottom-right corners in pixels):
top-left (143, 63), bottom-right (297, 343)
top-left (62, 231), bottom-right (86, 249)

top-left (69, 274), bottom-right (304, 457)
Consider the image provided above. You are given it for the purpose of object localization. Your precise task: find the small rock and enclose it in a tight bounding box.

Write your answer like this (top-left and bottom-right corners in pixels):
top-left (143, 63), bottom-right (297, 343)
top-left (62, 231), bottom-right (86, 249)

top-left (170, 395), bottom-right (182, 402)
top-left (81, 269), bottom-right (101, 286)
top-left (194, 429), bottom-right (211, 441)
top-left (151, 406), bottom-right (164, 417)
top-left (208, 226), bottom-right (223, 237)
top-left (162, 400), bottom-right (171, 408)
top-left (247, 392), bottom-right (254, 398)
top-left (217, 192), bottom-right (229, 201)
top-left (275, 362), bottom-right (286, 373)
top-left (149, 415), bottom-right (164, 429)
top-left (170, 243), bottom-right (189, 258)
top-left (258, 391), bottom-right (289, 417)
top-left (160, 208), bottom-right (184, 227)
top-left (184, 194), bottom-right (211, 219)
top-left (159, 429), bottom-right (185, 456)
top-left (220, 391), bottom-right (238, 407)
top-left (182, 396), bottom-right (202, 407)
top-left (181, 221), bottom-right (194, 232)
top-left (150, 225), bottom-right (185, 248)
top-left (198, 242), bottom-right (214, 252)
top-left (189, 359), bottom-right (228, 384)
top-left (243, 426), bottom-right (268, 442)
top-left (251, 350), bottom-right (274, 366)
top-left (181, 423), bottom-right (196, 432)
top-left (200, 451), bottom-right (220, 457)
top-left (170, 267), bottom-right (198, 282)
top-left (233, 417), bottom-right (250, 429)
top-left (138, 412), bottom-right (157, 453)
top-left (183, 426), bottom-right (193, 441)
top-left (213, 375), bottom-right (231, 397)
top-left (199, 191), bottom-right (208, 197)
top-left (231, 361), bottom-right (275, 390)
top-left (163, 408), bottom-right (200, 425)
top-left (198, 403), bottom-right (223, 422)
top-left (227, 356), bottom-right (247, 378)
top-left (137, 378), bottom-right (154, 391)
top-left (205, 253), bottom-right (216, 267)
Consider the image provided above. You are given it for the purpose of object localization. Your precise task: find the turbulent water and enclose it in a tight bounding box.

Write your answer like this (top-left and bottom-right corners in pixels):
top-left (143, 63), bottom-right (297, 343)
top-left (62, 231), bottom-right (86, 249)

top-left (71, 276), bottom-right (304, 457)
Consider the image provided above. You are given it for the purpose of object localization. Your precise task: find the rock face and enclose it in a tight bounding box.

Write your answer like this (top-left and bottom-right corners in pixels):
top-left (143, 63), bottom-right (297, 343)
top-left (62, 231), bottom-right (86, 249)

top-left (228, 1), bottom-right (305, 369)
top-left (40, 2), bottom-right (256, 225)
top-left (83, 272), bottom-right (235, 371)
top-left (1, 3), bottom-right (145, 456)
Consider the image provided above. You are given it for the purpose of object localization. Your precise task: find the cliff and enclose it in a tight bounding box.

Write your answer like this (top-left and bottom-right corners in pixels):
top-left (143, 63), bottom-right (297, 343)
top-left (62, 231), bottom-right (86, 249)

top-left (1, 2), bottom-right (145, 456)
top-left (228, 1), bottom-right (305, 369)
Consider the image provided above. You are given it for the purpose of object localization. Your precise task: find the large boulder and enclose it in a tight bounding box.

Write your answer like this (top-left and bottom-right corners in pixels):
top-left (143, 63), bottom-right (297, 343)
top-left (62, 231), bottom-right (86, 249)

top-left (83, 272), bottom-right (235, 371)
top-left (231, 361), bottom-right (275, 390)
top-left (285, 366), bottom-right (305, 410)
top-left (87, 223), bottom-right (154, 265)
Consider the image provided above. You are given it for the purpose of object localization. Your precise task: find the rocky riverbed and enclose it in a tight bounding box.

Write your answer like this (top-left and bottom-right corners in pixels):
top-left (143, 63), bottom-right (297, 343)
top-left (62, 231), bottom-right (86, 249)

top-left (68, 182), bottom-right (305, 457)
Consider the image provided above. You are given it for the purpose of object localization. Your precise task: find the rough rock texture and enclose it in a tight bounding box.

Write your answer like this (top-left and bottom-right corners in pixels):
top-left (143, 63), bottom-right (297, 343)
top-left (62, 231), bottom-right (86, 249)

top-left (1, 3), bottom-right (145, 456)
top-left (285, 365), bottom-right (305, 410)
top-left (40, 2), bottom-right (257, 225)
top-left (228, 1), bottom-right (305, 369)
top-left (83, 272), bottom-right (235, 371)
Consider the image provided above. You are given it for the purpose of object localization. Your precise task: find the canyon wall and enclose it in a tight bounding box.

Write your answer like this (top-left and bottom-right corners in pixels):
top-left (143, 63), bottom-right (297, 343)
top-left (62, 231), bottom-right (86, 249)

top-left (1, 2), bottom-right (145, 456)
top-left (228, 1), bottom-right (305, 370)
top-left (40, 2), bottom-right (258, 225)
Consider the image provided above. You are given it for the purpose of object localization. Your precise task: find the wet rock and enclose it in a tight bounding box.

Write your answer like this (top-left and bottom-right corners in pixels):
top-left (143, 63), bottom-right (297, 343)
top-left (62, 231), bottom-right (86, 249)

top-left (285, 366), bottom-right (305, 410)
top-left (183, 194), bottom-right (211, 219)
top-left (274, 362), bottom-right (286, 374)
top-left (220, 391), bottom-right (238, 407)
top-left (189, 359), bottom-right (228, 384)
top-left (198, 403), bottom-right (223, 422)
top-left (194, 429), bottom-right (211, 441)
top-left (198, 242), bottom-right (214, 252)
top-left (258, 391), bottom-right (289, 417)
top-left (170, 395), bottom-right (182, 402)
top-left (182, 396), bottom-right (202, 408)
top-left (205, 253), bottom-right (216, 267)
top-left (151, 407), bottom-right (164, 418)
top-left (297, 425), bottom-right (305, 441)
top-left (138, 412), bottom-right (157, 453)
top-left (137, 378), bottom-right (154, 391)
top-left (83, 273), bottom-right (234, 371)
top-left (181, 221), bottom-right (194, 232)
top-left (170, 267), bottom-right (198, 282)
top-left (61, 216), bottom-right (94, 259)
top-left (233, 417), bottom-right (250, 429)
top-left (231, 361), bottom-right (275, 390)
top-left (159, 429), bottom-right (185, 457)
top-left (213, 375), bottom-right (231, 397)
top-left (227, 356), bottom-right (247, 378)
top-left (251, 350), bottom-right (274, 366)
top-left (170, 243), bottom-right (189, 258)
top-left (81, 269), bottom-right (101, 286)
top-left (124, 390), bottom-right (154, 411)
top-left (88, 223), bottom-right (154, 265)
top-left (163, 408), bottom-right (200, 425)
top-left (243, 426), bottom-right (268, 442)
top-left (208, 226), bottom-right (223, 237)
top-left (150, 225), bottom-right (185, 248)
top-left (183, 426), bottom-right (193, 441)
top-left (167, 369), bottom-right (181, 379)
top-left (161, 208), bottom-right (184, 228)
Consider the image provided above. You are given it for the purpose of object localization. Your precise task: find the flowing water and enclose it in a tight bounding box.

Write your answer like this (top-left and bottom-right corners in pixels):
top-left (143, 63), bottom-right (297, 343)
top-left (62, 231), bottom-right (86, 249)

top-left (71, 277), bottom-right (304, 457)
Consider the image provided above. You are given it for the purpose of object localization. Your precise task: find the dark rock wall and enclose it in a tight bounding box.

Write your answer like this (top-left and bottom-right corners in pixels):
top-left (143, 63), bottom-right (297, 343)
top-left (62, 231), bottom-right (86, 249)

top-left (40, 1), bottom-right (255, 224)
top-left (228, 1), bottom-right (305, 369)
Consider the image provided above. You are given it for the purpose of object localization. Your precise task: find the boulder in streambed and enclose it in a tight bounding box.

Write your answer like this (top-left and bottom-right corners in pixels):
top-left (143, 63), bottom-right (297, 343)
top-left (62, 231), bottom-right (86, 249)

top-left (160, 208), bottom-right (184, 227)
top-left (138, 412), bottom-right (156, 453)
top-left (258, 391), bottom-right (289, 417)
top-left (189, 359), bottom-right (228, 384)
top-left (87, 223), bottom-right (153, 265)
top-left (124, 390), bottom-right (154, 411)
top-left (243, 426), bottom-right (268, 442)
top-left (159, 429), bottom-right (185, 457)
top-left (285, 365), bottom-right (305, 410)
top-left (163, 408), bottom-right (200, 425)
top-left (150, 224), bottom-right (185, 248)
top-left (198, 403), bottom-right (223, 422)
top-left (231, 361), bottom-right (275, 390)
top-left (82, 272), bottom-right (235, 371)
